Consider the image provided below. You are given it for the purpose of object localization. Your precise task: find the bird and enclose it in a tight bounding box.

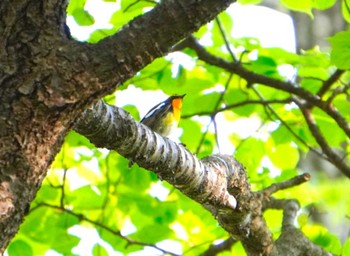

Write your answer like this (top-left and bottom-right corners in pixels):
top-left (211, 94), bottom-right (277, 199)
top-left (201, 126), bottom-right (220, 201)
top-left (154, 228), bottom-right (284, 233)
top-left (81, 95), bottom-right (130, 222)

top-left (129, 94), bottom-right (186, 167)
top-left (140, 94), bottom-right (186, 138)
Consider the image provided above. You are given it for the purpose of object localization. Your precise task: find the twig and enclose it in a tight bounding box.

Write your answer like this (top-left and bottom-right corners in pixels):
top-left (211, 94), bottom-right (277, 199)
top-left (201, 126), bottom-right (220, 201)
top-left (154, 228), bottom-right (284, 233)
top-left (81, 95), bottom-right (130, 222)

top-left (195, 73), bottom-right (233, 154)
top-left (215, 17), bottom-right (237, 62)
top-left (200, 237), bottom-right (237, 256)
top-left (182, 99), bottom-right (291, 118)
top-left (212, 117), bottom-right (221, 153)
top-left (251, 87), bottom-right (328, 161)
top-left (60, 168), bottom-right (68, 208)
top-left (316, 69), bottom-right (344, 97)
top-left (295, 99), bottom-right (350, 178)
top-left (35, 203), bottom-right (180, 256)
top-left (98, 153), bottom-right (112, 224)
top-left (344, 0), bottom-right (350, 18)
top-left (124, 0), bottom-right (157, 12)
top-left (327, 81), bottom-right (350, 104)
top-left (60, 144), bottom-right (68, 208)
top-left (195, 119), bottom-right (212, 155)
top-left (262, 173), bottom-right (310, 197)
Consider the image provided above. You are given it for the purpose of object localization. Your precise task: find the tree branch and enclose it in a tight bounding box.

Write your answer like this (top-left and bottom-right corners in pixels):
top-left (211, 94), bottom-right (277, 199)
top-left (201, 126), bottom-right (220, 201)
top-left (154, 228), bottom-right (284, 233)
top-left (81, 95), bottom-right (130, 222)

top-left (177, 36), bottom-right (350, 140)
top-left (74, 101), bottom-right (238, 209)
top-left (201, 237), bottom-right (237, 256)
top-left (266, 198), bottom-right (331, 256)
top-left (316, 69), bottom-right (344, 97)
top-left (183, 99), bottom-right (292, 118)
top-left (74, 101), bottom-right (280, 254)
top-left (74, 100), bottom-right (332, 255)
top-left (295, 99), bottom-right (350, 178)
top-left (250, 87), bottom-right (329, 161)
top-left (261, 173), bottom-right (310, 198)
top-left (35, 203), bottom-right (180, 256)
top-left (57, 0), bottom-right (237, 103)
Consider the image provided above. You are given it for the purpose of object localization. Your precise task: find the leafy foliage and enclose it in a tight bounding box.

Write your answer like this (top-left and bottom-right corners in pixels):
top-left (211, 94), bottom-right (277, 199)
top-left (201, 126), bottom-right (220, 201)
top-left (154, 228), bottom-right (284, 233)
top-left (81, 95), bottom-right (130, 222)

top-left (7, 0), bottom-right (350, 255)
top-left (329, 31), bottom-right (350, 69)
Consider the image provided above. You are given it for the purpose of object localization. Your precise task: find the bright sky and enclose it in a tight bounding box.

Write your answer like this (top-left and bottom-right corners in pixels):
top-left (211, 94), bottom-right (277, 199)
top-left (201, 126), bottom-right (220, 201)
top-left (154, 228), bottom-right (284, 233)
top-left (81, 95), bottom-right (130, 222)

top-left (61, 2), bottom-right (296, 256)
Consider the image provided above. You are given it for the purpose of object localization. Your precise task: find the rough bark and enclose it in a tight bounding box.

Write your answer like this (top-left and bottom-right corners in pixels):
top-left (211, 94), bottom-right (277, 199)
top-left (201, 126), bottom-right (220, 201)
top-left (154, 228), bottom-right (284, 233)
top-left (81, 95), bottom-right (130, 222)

top-left (74, 101), bottom-right (330, 256)
top-left (73, 101), bottom-right (274, 254)
top-left (0, 0), bottom-right (235, 251)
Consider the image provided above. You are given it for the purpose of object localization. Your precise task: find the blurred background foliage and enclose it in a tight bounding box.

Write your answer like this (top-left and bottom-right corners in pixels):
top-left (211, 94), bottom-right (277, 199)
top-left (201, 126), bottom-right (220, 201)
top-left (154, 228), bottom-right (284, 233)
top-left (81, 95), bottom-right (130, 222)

top-left (7, 0), bottom-right (350, 255)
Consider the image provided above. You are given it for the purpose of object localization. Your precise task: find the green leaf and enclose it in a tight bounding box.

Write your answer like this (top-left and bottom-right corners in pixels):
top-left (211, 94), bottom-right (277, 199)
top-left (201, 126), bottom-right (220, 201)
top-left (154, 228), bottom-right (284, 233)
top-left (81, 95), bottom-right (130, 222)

top-left (50, 232), bottom-right (80, 255)
top-left (343, 238), bottom-right (350, 256)
top-left (88, 28), bottom-right (118, 43)
top-left (131, 224), bottom-right (174, 243)
top-left (121, 166), bottom-right (153, 191)
top-left (235, 138), bottom-right (266, 174)
top-left (267, 142), bottom-right (299, 170)
top-left (7, 240), bottom-right (33, 256)
top-left (35, 184), bottom-right (60, 204)
top-left (300, 78), bottom-right (323, 94)
top-left (121, 0), bottom-right (155, 12)
top-left (123, 104), bottom-right (141, 121)
top-left (315, 232), bottom-right (342, 255)
top-left (271, 125), bottom-right (295, 145)
top-left (180, 119), bottom-right (203, 152)
top-left (333, 95), bottom-right (350, 121)
top-left (342, 0), bottom-right (350, 22)
top-left (185, 92), bottom-right (221, 115)
top-left (303, 224), bottom-right (342, 254)
top-left (64, 130), bottom-right (94, 148)
top-left (249, 56), bottom-right (280, 78)
top-left (263, 209), bottom-right (283, 239)
top-left (67, 185), bottom-right (105, 209)
top-left (329, 31), bottom-right (350, 69)
top-left (298, 67), bottom-right (329, 80)
top-left (98, 230), bottom-right (131, 253)
top-left (313, 0), bottom-right (337, 9)
top-left (66, 0), bottom-right (86, 15)
top-left (314, 108), bottom-right (347, 147)
top-left (109, 10), bottom-right (135, 30)
top-left (238, 0), bottom-right (262, 4)
top-left (72, 9), bottom-right (95, 26)
top-left (92, 244), bottom-right (109, 256)
top-left (280, 0), bottom-right (313, 15)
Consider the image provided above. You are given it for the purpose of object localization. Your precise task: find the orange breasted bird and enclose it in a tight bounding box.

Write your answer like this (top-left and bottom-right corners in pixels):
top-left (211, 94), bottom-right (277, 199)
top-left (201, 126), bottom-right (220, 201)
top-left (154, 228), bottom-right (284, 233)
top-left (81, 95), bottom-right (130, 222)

top-left (128, 94), bottom-right (185, 168)
top-left (140, 94), bottom-right (186, 138)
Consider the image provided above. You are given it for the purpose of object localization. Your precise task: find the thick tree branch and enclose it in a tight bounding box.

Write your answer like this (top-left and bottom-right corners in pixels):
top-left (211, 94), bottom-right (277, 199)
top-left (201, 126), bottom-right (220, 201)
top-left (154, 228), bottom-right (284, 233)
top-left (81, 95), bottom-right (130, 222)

top-left (267, 198), bottom-right (331, 256)
top-left (74, 101), bottom-right (279, 254)
top-left (73, 101), bottom-right (331, 255)
top-left (56, 0), bottom-right (237, 103)
top-left (258, 177), bottom-right (331, 256)
top-left (74, 101), bottom-right (238, 209)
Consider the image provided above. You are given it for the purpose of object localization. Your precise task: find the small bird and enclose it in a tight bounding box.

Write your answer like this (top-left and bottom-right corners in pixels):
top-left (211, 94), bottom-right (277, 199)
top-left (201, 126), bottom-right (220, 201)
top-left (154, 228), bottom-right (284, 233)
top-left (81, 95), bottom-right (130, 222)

top-left (140, 94), bottom-right (186, 138)
top-left (129, 94), bottom-right (185, 167)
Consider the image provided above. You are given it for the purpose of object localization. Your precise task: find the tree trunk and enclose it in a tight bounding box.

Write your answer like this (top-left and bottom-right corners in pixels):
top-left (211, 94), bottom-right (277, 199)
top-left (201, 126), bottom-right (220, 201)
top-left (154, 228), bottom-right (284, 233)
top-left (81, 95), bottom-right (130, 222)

top-left (0, 0), bottom-right (234, 251)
